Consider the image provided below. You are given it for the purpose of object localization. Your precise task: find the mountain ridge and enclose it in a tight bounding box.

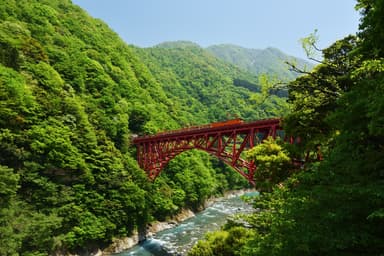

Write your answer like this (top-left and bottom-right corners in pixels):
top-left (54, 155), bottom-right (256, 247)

top-left (206, 43), bottom-right (314, 80)
top-left (152, 40), bottom-right (313, 81)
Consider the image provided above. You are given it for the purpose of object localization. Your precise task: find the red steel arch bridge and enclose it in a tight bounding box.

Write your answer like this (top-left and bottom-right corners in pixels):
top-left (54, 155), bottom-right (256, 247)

top-left (133, 118), bottom-right (293, 186)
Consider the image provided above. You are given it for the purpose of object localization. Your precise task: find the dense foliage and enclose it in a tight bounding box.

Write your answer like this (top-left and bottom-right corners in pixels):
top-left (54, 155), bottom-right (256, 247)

top-left (189, 0), bottom-right (384, 255)
top-left (246, 137), bottom-right (291, 192)
top-left (0, 0), bottom-right (291, 255)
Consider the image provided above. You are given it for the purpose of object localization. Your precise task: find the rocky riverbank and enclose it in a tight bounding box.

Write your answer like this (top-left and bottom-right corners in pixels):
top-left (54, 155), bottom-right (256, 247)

top-left (101, 188), bottom-right (255, 255)
top-left (101, 208), bottom-right (195, 255)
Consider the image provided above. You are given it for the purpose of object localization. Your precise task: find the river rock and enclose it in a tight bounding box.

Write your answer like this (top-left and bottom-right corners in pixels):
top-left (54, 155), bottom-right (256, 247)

top-left (102, 235), bottom-right (139, 254)
top-left (174, 208), bottom-right (195, 222)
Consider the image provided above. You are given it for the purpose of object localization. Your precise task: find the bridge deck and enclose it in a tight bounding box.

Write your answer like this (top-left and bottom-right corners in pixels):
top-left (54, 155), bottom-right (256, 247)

top-left (133, 118), bottom-right (281, 143)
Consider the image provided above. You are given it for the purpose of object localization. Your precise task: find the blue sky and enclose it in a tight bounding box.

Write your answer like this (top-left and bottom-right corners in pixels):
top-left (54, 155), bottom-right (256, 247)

top-left (72, 0), bottom-right (360, 59)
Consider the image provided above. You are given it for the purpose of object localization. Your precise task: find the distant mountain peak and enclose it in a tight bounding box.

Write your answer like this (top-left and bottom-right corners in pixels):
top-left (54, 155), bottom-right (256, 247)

top-left (206, 44), bottom-right (314, 80)
top-left (155, 40), bottom-right (201, 49)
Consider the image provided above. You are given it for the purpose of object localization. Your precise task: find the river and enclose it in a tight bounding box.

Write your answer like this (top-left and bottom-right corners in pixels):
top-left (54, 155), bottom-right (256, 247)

top-left (114, 191), bottom-right (258, 256)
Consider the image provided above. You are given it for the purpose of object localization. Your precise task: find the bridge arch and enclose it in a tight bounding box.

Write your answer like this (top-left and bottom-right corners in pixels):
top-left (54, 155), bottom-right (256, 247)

top-left (133, 118), bottom-right (286, 185)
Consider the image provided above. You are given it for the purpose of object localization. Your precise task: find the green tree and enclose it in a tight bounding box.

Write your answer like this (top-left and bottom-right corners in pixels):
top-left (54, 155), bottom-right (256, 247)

top-left (246, 137), bottom-right (291, 192)
top-left (189, 226), bottom-right (255, 256)
top-left (284, 35), bottom-right (359, 150)
top-left (0, 165), bottom-right (20, 255)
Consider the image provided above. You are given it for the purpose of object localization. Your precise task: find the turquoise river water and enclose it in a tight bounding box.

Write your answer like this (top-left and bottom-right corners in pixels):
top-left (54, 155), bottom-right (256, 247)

top-left (115, 192), bottom-right (258, 256)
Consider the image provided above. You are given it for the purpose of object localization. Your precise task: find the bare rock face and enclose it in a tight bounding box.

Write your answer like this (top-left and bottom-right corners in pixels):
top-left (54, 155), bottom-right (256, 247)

top-left (146, 208), bottom-right (195, 237)
top-left (102, 235), bottom-right (140, 255)
top-left (174, 209), bottom-right (195, 223)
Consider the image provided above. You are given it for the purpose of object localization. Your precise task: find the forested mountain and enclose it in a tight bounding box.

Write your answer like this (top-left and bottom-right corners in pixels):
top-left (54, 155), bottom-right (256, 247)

top-left (206, 44), bottom-right (314, 81)
top-left (0, 0), bottom-right (290, 255)
top-left (133, 41), bottom-right (288, 123)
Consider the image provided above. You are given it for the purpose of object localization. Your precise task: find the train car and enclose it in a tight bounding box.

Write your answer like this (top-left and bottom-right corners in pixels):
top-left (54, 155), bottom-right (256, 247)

top-left (210, 118), bottom-right (244, 128)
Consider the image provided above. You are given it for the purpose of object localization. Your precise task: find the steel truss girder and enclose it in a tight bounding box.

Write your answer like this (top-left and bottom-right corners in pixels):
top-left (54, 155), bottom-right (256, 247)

top-left (134, 118), bottom-right (283, 185)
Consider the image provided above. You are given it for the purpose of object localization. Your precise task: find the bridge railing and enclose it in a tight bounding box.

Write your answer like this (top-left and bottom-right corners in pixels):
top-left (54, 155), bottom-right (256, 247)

top-left (134, 118), bottom-right (281, 142)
